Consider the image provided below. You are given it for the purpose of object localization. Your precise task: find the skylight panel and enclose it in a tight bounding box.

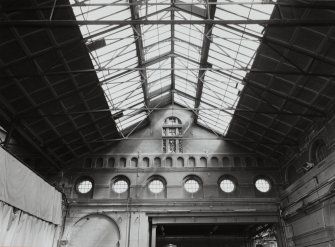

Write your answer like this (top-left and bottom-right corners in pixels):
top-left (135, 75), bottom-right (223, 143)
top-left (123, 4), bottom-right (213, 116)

top-left (195, 1), bottom-right (275, 135)
top-left (216, 5), bottom-right (251, 20)
top-left (102, 71), bottom-right (145, 110)
top-left (142, 11), bottom-right (171, 61)
top-left (139, 0), bottom-right (170, 17)
top-left (145, 41), bottom-right (171, 61)
top-left (178, 0), bottom-right (206, 9)
top-left (175, 76), bottom-right (197, 97)
top-left (198, 102), bottom-right (234, 135)
top-left (147, 57), bottom-right (171, 78)
top-left (146, 57), bottom-right (171, 99)
top-left (116, 109), bottom-right (147, 133)
top-left (70, 0), bottom-right (150, 136)
top-left (174, 92), bottom-right (195, 108)
top-left (175, 42), bottom-right (201, 62)
top-left (150, 91), bottom-right (170, 103)
top-left (174, 56), bottom-right (199, 96)
top-left (148, 76), bottom-right (171, 94)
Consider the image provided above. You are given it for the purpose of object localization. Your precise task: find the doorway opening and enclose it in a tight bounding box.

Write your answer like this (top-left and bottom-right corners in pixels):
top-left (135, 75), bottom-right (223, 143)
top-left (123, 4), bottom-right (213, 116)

top-left (155, 223), bottom-right (278, 247)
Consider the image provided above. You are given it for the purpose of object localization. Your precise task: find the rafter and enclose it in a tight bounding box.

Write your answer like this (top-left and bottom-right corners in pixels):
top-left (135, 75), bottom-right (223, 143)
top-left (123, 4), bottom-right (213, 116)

top-left (2, 19), bottom-right (335, 27)
top-left (129, 0), bottom-right (149, 108)
top-left (171, 0), bottom-right (175, 103)
top-left (193, 0), bottom-right (216, 123)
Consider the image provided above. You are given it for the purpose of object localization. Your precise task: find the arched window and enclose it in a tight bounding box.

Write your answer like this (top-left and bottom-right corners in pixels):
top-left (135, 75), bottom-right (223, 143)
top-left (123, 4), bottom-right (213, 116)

top-left (222, 157), bottom-right (230, 167)
top-left (310, 139), bottom-right (328, 164)
top-left (111, 176), bottom-right (130, 196)
top-left (220, 179), bottom-right (235, 193)
top-left (189, 157), bottom-right (196, 167)
top-left (108, 157), bottom-right (115, 168)
top-left (147, 176), bottom-right (167, 198)
top-left (143, 157), bottom-right (150, 167)
top-left (119, 158), bottom-right (126, 167)
top-left (234, 157), bottom-right (241, 167)
top-left (183, 175), bottom-right (202, 197)
top-left (154, 157), bottom-right (161, 167)
top-left (75, 176), bottom-right (94, 198)
top-left (162, 116), bottom-right (183, 153)
top-left (131, 157), bottom-right (138, 168)
top-left (211, 157), bottom-right (219, 167)
top-left (255, 178), bottom-right (271, 193)
top-left (166, 157), bottom-right (172, 167)
top-left (177, 157), bottom-right (184, 167)
top-left (200, 157), bottom-right (207, 167)
top-left (96, 157), bottom-right (103, 168)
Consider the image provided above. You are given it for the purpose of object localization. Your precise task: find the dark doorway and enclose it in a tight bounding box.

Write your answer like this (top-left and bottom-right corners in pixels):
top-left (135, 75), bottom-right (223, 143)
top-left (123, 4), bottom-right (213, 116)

top-left (156, 223), bottom-right (277, 247)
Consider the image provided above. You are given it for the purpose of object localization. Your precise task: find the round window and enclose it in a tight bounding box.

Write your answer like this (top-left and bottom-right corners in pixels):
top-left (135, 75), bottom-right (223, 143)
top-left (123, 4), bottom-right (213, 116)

top-left (255, 178), bottom-right (270, 193)
top-left (220, 179), bottom-right (235, 193)
top-left (113, 180), bottom-right (129, 194)
top-left (149, 179), bottom-right (164, 194)
top-left (184, 179), bottom-right (200, 193)
top-left (77, 180), bottom-right (93, 194)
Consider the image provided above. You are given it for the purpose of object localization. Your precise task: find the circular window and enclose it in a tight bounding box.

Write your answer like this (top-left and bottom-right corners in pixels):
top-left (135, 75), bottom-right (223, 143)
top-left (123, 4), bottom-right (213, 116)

top-left (184, 179), bottom-right (200, 193)
top-left (77, 180), bottom-right (93, 194)
top-left (220, 179), bottom-right (235, 193)
top-left (255, 178), bottom-right (271, 193)
top-left (113, 180), bottom-right (129, 194)
top-left (149, 179), bottom-right (164, 194)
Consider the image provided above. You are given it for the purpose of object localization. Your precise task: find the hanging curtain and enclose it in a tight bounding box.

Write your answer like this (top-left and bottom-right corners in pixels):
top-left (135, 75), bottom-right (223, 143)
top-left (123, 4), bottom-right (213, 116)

top-left (0, 147), bottom-right (62, 224)
top-left (0, 201), bottom-right (60, 247)
top-left (0, 147), bottom-right (63, 246)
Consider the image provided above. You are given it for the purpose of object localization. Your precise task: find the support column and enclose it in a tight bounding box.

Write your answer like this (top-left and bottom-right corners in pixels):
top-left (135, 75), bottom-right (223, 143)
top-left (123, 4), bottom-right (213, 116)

top-left (151, 224), bottom-right (157, 247)
top-left (275, 223), bottom-right (287, 247)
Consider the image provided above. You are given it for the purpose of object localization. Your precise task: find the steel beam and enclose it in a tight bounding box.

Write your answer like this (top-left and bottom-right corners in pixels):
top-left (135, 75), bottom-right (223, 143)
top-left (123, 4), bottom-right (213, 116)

top-left (4, 1), bottom-right (335, 9)
top-left (5, 68), bottom-right (335, 75)
top-left (243, 78), bottom-right (326, 115)
top-left (194, 0), bottom-right (216, 122)
top-left (1, 19), bottom-right (335, 26)
top-left (171, 0), bottom-right (175, 102)
top-left (225, 24), bottom-right (335, 69)
top-left (129, 0), bottom-right (149, 108)
top-left (175, 89), bottom-right (299, 144)
top-left (18, 108), bottom-right (324, 118)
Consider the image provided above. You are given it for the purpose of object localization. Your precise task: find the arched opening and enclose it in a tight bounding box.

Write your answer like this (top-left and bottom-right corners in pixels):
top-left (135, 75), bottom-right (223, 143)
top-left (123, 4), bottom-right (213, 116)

top-left (188, 157), bottom-right (196, 167)
top-left (119, 158), bottom-right (126, 167)
top-left (222, 157), bottom-right (230, 167)
top-left (234, 157), bottom-right (241, 167)
top-left (108, 157), bottom-right (115, 168)
top-left (162, 116), bottom-right (183, 153)
top-left (95, 157), bottom-right (103, 168)
top-left (210, 157), bottom-right (219, 167)
top-left (68, 214), bottom-right (120, 247)
top-left (177, 157), bottom-right (184, 167)
top-left (131, 157), bottom-right (138, 168)
top-left (200, 157), bottom-right (207, 167)
top-left (166, 157), bottom-right (172, 167)
top-left (143, 157), bottom-right (150, 167)
top-left (154, 157), bottom-right (161, 167)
